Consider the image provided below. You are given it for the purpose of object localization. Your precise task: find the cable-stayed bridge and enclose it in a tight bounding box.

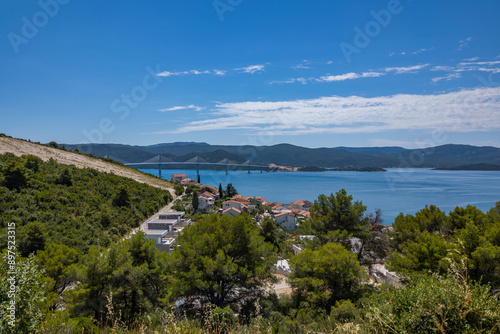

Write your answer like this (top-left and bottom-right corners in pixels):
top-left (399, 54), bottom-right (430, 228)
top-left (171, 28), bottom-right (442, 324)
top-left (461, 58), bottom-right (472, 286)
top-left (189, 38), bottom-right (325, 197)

top-left (104, 155), bottom-right (271, 179)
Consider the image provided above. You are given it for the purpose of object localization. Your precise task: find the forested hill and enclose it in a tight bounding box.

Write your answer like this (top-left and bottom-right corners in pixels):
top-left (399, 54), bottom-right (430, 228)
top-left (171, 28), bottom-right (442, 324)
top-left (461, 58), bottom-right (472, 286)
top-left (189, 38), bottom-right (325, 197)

top-left (0, 135), bottom-right (173, 190)
top-left (0, 152), bottom-right (173, 253)
top-left (64, 141), bottom-right (500, 168)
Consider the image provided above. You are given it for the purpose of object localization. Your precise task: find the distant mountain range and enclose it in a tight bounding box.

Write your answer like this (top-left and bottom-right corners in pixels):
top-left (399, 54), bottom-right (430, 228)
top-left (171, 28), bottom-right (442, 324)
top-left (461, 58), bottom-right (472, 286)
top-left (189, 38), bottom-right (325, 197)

top-left (63, 142), bottom-right (500, 169)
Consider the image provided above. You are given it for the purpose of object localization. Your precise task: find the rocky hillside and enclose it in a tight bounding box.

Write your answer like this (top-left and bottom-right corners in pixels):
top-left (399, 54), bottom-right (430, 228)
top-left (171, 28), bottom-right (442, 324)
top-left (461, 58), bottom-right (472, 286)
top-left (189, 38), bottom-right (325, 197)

top-left (0, 136), bottom-right (172, 191)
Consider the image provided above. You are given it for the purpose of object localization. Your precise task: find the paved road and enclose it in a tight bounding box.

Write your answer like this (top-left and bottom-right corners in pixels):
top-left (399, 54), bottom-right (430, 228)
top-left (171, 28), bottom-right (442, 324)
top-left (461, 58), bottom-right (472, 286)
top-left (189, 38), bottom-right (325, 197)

top-left (126, 192), bottom-right (180, 238)
top-left (268, 276), bottom-right (292, 295)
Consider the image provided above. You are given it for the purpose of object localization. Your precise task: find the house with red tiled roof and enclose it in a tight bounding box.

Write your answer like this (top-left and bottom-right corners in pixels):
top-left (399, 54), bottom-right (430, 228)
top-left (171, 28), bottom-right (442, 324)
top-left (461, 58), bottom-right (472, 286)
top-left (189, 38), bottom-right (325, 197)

top-left (180, 178), bottom-right (197, 186)
top-left (291, 199), bottom-right (313, 211)
top-left (171, 174), bottom-right (188, 183)
top-left (270, 203), bottom-right (284, 210)
top-left (222, 200), bottom-right (248, 212)
top-left (231, 196), bottom-right (251, 205)
top-left (297, 210), bottom-right (311, 220)
top-left (200, 185), bottom-right (217, 195)
top-left (222, 207), bottom-right (241, 217)
top-left (273, 212), bottom-right (297, 231)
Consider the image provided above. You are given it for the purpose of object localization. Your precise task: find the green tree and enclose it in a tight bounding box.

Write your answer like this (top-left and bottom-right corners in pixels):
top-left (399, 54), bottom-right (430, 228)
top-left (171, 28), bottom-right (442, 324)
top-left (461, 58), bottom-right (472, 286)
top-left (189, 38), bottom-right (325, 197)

top-left (366, 273), bottom-right (500, 333)
top-left (169, 214), bottom-right (275, 307)
top-left (192, 190), bottom-right (199, 211)
top-left (0, 161), bottom-right (28, 190)
top-left (0, 252), bottom-right (49, 334)
top-left (218, 182), bottom-right (224, 199)
top-left (289, 242), bottom-right (368, 310)
top-left (112, 186), bottom-right (130, 207)
top-left (18, 222), bottom-right (46, 257)
top-left (307, 189), bottom-right (368, 247)
top-left (36, 243), bottom-right (79, 309)
top-left (174, 183), bottom-right (184, 196)
top-left (357, 209), bottom-right (390, 264)
top-left (225, 183), bottom-right (238, 199)
top-left (57, 168), bottom-right (73, 186)
top-left (48, 141), bottom-right (58, 148)
top-left (70, 232), bottom-right (168, 323)
top-left (387, 231), bottom-right (451, 276)
top-left (446, 205), bottom-right (486, 235)
top-left (259, 217), bottom-right (286, 253)
top-left (388, 203), bottom-right (500, 289)
top-left (24, 154), bottom-right (42, 173)
top-left (390, 205), bottom-right (448, 251)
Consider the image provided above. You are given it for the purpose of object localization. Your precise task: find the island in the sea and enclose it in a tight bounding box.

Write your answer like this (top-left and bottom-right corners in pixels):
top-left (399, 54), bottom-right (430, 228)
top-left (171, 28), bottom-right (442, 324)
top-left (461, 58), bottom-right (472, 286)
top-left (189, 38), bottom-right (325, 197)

top-left (298, 166), bottom-right (386, 172)
top-left (434, 163), bottom-right (500, 171)
top-left (329, 166), bottom-right (387, 172)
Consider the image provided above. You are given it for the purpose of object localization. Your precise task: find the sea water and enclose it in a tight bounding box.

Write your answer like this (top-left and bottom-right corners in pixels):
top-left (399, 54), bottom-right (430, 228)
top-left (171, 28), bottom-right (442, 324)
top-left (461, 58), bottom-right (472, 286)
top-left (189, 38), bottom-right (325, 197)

top-left (140, 168), bottom-right (500, 224)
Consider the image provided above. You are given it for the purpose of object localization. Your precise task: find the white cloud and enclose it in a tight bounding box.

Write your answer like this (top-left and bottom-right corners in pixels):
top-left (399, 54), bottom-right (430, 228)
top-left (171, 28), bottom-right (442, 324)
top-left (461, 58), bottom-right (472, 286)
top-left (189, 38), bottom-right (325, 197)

top-left (234, 64), bottom-right (265, 74)
top-left (189, 70), bottom-right (210, 75)
top-left (459, 60), bottom-right (500, 66)
top-left (292, 64), bottom-right (310, 69)
top-left (431, 66), bottom-right (455, 72)
top-left (157, 69), bottom-right (213, 77)
top-left (431, 72), bottom-right (462, 83)
top-left (270, 77), bottom-right (309, 85)
top-left (459, 37), bottom-right (472, 50)
top-left (157, 71), bottom-right (176, 77)
top-left (412, 47), bottom-right (434, 55)
top-left (318, 72), bottom-right (384, 82)
top-left (159, 105), bottom-right (204, 112)
top-left (214, 69), bottom-right (226, 76)
top-left (164, 87), bottom-right (500, 135)
top-left (271, 71), bottom-right (384, 85)
top-left (327, 60), bottom-right (333, 64)
top-left (389, 48), bottom-right (433, 57)
top-left (385, 64), bottom-right (430, 74)
top-left (431, 58), bottom-right (500, 76)
top-left (465, 57), bottom-right (479, 61)
top-left (456, 60), bottom-right (500, 73)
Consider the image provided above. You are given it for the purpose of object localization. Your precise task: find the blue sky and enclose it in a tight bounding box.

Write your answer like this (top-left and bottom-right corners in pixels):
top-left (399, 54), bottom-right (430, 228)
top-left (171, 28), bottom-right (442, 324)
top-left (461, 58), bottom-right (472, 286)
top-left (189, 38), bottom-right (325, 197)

top-left (1, 0), bottom-right (500, 149)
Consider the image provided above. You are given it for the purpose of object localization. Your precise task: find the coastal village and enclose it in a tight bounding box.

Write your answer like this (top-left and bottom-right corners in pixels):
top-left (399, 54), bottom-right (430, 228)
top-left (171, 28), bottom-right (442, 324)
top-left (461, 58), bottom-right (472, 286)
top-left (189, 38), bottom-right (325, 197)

top-left (140, 173), bottom-right (312, 250)
top-left (138, 173), bottom-right (315, 280)
top-left (139, 173), bottom-right (396, 286)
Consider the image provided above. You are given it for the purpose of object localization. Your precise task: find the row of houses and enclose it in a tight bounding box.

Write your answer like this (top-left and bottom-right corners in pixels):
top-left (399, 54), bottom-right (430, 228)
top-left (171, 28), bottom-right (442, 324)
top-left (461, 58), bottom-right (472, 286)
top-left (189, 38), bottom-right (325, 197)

top-left (171, 173), bottom-right (312, 232)
top-left (141, 210), bottom-right (192, 253)
top-left (221, 194), bottom-right (312, 231)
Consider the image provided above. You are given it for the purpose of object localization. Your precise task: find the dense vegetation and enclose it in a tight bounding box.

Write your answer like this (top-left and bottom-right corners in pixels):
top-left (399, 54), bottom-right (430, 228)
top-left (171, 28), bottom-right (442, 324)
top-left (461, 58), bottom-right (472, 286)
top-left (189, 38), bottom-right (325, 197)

top-left (0, 153), bottom-right (498, 333)
top-left (388, 204), bottom-right (500, 289)
top-left (0, 153), bottom-right (172, 253)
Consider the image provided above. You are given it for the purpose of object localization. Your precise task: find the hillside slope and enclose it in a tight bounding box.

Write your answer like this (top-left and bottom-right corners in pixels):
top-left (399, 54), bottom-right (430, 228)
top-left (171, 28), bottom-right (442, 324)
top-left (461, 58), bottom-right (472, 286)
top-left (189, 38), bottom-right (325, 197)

top-left (390, 144), bottom-right (500, 168)
top-left (0, 137), bottom-right (172, 190)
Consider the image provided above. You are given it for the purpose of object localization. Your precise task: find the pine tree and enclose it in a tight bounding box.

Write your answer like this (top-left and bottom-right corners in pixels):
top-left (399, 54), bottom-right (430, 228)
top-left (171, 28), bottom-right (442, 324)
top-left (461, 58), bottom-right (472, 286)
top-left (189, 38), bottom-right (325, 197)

top-left (218, 183), bottom-right (224, 199)
top-left (192, 190), bottom-right (199, 212)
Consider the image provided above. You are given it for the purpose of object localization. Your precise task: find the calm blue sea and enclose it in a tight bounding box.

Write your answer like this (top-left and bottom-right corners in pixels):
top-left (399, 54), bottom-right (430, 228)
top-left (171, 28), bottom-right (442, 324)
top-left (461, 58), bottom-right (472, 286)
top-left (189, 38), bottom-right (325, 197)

top-left (140, 168), bottom-right (500, 225)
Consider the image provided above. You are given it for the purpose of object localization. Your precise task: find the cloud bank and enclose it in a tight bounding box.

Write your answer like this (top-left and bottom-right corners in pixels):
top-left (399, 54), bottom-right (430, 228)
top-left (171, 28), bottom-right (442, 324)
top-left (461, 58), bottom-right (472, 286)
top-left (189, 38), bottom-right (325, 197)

top-left (166, 87), bottom-right (500, 135)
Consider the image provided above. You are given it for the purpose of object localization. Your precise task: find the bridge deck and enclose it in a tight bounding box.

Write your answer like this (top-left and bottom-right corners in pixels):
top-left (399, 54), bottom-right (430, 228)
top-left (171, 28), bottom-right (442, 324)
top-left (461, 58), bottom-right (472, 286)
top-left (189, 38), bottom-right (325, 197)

top-left (124, 162), bottom-right (269, 168)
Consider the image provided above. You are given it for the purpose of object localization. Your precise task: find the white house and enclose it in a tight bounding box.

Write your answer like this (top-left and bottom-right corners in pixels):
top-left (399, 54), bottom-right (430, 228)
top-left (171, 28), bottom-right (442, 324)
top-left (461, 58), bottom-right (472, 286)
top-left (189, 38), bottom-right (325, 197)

top-left (198, 194), bottom-right (215, 211)
top-left (141, 211), bottom-right (191, 253)
top-left (222, 200), bottom-right (247, 212)
top-left (273, 212), bottom-right (297, 231)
